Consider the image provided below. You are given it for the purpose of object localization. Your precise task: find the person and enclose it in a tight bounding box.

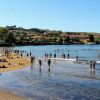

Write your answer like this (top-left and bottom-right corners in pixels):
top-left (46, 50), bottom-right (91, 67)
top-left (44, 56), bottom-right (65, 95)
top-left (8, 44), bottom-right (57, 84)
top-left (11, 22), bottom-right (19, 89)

top-left (31, 56), bottom-right (34, 63)
top-left (45, 53), bottom-right (47, 58)
top-left (76, 55), bottom-right (78, 62)
top-left (2, 65), bottom-right (6, 68)
top-left (67, 53), bottom-right (69, 59)
top-left (33, 56), bottom-right (35, 64)
top-left (27, 53), bottom-right (29, 57)
top-left (47, 53), bottom-right (49, 58)
top-left (21, 53), bottom-right (22, 58)
top-left (50, 53), bottom-right (52, 58)
top-left (39, 59), bottom-right (42, 72)
top-left (30, 52), bottom-right (32, 57)
top-left (48, 59), bottom-right (51, 67)
top-left (89, 61), bottom-right (92, 69)
top-left (39, 59), bottom-right (42, 67)
top-left (62, 53), bottom-right (65, 59)
top-left (54, 53), bottom-right (56, 58)
top-left (92, 61), bottom-right (96, 69)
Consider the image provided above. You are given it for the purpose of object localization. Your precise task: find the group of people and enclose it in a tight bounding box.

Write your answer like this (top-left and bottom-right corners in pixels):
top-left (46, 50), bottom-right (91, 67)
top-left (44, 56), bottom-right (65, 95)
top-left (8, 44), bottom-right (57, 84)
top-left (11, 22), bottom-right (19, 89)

top-left (2, 48), bottom-right (97, 71)
top-left (44, 52), bottom-right (72, 59)
top-left (30, 54), bottom-right (51, 71)
top-left (38, 58), bottom-right (51, 67)
top-left (89, 60), bottom-right (96, 69)
top-left (45, 53), bottom-right (56, 58)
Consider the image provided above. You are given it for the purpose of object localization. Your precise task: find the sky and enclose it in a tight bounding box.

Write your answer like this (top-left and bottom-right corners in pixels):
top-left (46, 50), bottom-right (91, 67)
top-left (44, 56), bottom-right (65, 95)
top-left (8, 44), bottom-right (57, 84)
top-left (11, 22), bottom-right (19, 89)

top-left (0, 0), bottom-right (100, 32)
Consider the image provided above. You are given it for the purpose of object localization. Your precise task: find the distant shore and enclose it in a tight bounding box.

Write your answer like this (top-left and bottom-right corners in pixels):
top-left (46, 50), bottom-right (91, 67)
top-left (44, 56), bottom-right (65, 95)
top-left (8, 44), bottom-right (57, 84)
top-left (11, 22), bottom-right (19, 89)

top-left (0, 42), bottom-right (100, 47)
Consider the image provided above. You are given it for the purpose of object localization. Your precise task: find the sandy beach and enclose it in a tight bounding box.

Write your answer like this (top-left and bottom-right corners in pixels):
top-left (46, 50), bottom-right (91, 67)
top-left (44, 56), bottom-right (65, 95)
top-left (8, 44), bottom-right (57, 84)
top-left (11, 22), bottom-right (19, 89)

top-left (0, 53), bottom-right (30, 73)
top-left (0, 89), bottom-right (27, 100)
top-left (0, 52), bottom-right (31, 100)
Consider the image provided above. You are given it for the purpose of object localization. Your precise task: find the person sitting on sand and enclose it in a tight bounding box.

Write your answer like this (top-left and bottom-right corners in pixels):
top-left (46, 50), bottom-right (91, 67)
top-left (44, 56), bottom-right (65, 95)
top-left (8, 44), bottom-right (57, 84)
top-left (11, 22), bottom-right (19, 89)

top-left (0, 65), bottom-right (7, 68)
top-left (2, 65), bottom-right (6, 68)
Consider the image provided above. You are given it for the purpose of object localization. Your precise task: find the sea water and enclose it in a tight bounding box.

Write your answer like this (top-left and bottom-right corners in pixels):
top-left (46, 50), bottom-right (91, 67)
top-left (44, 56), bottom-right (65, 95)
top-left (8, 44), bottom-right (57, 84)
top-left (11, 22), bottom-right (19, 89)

top-left (0, 45), bottom-right (100, 100)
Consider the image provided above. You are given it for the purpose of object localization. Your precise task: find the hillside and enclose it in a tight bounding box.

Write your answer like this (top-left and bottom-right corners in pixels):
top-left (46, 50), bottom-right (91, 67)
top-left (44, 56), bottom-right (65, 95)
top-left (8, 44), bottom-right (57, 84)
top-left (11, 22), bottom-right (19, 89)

top-left (0, 25), bottom-right (100, 46)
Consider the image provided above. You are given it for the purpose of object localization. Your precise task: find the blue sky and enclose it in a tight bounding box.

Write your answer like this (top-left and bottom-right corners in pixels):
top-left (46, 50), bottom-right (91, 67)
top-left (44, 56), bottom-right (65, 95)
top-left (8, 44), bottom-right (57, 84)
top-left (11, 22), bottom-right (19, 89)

top-left (0, 0), bottom-right (100, 32)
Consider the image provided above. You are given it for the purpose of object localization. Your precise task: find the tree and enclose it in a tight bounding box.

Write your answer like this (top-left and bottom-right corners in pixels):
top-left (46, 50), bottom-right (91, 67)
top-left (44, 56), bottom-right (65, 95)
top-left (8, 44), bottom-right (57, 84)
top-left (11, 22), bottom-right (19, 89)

top-left (5, 33), bottom-right (17, 44)
top-left (64, 36), bottom-right (70, 43)
top-left (0, 27), bottom-right (8, 41)
top-left (58, 38), bottom-right (63, 44)
top-left (89, 35), bottom-right (94, 42)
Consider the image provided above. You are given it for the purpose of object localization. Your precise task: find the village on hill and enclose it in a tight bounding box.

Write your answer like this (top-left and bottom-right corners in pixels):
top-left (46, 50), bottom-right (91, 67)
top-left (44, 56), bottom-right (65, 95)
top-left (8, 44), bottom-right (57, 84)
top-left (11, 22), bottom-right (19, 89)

top-left (0, 25), bottom-right (100, 46)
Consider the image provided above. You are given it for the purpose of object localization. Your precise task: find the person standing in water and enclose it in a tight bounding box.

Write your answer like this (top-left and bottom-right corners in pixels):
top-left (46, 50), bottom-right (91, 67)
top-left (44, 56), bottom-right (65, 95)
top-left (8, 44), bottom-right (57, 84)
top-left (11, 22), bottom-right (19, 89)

top-left (38, 59), bottom-right (42, 71)
top-left (76, 55), bottom-right (78, 62)
top-left (27, 53), bottom-right (29, 57)
top-left (54, 53), bottom-right (56, 58)
top-left (39, 59), bottom-right (42, 67)
top-left (92, 61), bottom-right (96, 69)
top-left (48, 59), bottom-right (51, 72)
top-left (89, 60), bottom-right (92, 69)
top-left (48, 59), bottom-right (51, 67)
top-left (30, 52), bottom-right (32, 57)
top-left (50, 53), bottom-right (52, 58)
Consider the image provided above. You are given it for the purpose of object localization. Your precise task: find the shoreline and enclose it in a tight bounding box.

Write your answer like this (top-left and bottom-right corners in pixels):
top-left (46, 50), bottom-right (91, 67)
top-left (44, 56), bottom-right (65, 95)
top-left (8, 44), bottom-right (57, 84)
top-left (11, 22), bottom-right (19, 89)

top-left (0, 43), bottom-right (100, 47)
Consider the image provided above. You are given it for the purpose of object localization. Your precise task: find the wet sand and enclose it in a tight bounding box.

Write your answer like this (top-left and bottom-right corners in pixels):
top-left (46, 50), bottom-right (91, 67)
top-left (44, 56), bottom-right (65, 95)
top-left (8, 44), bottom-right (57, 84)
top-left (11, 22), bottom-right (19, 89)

top-left (0, 53), bottom-right (30, 73)
top-left (0, 89), bottom-right (27, 100)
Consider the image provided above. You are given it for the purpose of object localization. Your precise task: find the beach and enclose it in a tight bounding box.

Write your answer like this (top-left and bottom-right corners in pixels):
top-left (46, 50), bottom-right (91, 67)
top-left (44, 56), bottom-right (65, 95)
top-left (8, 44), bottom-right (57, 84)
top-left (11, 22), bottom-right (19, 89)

top-left (0, 52), bottom-right (30, 100)
top-left (0, 89), bottom-right (27, 100)
top-left (0, 45), bottom-right (100, 100)
top-left (0, 53), bottom-right (30, 73)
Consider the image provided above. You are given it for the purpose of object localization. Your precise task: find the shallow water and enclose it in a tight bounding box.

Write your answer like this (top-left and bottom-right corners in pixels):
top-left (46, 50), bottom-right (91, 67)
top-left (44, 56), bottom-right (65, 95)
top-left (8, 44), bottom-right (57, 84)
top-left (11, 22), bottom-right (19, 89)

top-left (0, 60), bottom-right (100, 100)
top-left (2, 44), bottom-right (100, 60)
top-left (0, 45), bottom-right (100, 100)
